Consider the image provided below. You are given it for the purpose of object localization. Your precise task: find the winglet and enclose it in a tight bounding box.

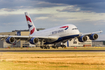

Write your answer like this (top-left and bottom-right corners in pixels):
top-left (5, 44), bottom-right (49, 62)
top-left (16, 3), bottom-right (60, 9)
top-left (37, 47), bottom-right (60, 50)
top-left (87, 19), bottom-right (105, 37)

top-left (99, 30), bottom-right (103, 33)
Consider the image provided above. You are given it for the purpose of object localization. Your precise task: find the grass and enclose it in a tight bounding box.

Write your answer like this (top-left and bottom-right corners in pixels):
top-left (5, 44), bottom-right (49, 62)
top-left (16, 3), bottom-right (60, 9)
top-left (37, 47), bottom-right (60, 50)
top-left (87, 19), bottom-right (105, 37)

top-left (0, 52), bottom-right (105, 70)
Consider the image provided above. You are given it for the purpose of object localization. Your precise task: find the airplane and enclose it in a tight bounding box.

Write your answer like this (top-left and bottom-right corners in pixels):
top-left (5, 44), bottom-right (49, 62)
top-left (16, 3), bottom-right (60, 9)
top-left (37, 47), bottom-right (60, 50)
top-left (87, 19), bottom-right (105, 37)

top-left (0, 12), bottom-right (102, 49)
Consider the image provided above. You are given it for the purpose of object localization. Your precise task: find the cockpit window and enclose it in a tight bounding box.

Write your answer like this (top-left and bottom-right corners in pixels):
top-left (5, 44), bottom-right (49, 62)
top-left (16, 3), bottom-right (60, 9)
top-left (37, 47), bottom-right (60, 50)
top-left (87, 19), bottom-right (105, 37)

top-left (72, 28), bottom-right (78, 30)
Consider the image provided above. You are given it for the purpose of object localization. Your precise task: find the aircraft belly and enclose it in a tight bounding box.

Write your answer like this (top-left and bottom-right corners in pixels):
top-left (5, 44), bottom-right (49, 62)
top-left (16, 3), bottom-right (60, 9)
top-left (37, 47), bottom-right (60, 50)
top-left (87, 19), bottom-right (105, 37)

top-left (44, 34), bottom-right (79, 44)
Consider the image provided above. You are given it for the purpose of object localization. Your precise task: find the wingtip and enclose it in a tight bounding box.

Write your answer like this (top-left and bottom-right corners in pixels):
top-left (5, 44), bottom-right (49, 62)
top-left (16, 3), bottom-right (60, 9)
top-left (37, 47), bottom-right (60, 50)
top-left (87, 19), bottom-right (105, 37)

top-left (100, 30), bottom-right (103, 33)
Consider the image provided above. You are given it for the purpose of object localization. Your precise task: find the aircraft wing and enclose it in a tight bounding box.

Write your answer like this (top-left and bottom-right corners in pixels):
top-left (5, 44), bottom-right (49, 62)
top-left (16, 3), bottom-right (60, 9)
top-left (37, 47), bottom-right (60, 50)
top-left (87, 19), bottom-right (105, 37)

top-left (0, 35), bottom-right (59, 40)
top-left (80, 30), bottom-right (103, 36)
top-left (0, 30), bottom-right (102, 40)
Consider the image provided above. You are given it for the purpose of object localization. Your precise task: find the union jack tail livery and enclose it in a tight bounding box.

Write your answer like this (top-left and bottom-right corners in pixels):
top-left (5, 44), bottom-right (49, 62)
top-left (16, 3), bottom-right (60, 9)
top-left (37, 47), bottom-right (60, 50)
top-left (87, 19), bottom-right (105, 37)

top-left (25, 12), bottom-right (37, 36)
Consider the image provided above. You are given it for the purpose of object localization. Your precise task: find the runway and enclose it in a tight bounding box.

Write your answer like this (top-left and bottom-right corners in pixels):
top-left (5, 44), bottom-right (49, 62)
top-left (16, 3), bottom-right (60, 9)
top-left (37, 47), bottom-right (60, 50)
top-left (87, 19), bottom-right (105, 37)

top-left (0, 50), bottom-right (105, 52)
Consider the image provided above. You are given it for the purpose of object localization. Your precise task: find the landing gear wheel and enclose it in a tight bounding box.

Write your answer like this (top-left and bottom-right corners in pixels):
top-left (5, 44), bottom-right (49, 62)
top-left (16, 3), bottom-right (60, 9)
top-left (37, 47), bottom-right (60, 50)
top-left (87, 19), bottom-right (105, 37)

top-left (61, 45), bottom-right (66, 48)
top-left (40, 46), bottom-right (43, 49)
top-left (47, 46), bottom-right (50, 49)
top-left (52, 46), bottom-right (56, 49)
top-left (44, 46), bottom-right (47, 49)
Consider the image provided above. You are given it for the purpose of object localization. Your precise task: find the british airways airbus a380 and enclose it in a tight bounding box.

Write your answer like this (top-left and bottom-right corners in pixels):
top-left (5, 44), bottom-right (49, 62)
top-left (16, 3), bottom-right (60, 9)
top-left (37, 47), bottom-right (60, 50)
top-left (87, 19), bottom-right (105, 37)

top-left (0, 12), bottom-right (102, 49)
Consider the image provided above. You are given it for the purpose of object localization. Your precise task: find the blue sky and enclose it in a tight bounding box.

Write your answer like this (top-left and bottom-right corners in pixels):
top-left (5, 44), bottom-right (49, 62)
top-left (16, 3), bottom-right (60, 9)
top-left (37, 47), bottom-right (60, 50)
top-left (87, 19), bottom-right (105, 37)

top-left (0, 0), bottom-right (105, 40)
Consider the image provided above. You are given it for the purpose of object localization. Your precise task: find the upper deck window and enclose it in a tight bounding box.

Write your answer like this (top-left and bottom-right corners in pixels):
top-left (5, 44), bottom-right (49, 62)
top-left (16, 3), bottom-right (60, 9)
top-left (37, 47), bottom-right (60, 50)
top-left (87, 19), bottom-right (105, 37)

top-left (72, 28), bottom-right (78, 30)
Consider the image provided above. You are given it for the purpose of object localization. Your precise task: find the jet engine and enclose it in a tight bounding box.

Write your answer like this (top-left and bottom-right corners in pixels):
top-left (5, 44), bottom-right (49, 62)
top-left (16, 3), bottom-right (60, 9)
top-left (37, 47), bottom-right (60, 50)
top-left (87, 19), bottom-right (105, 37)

top-left (6, 37), bottom-right (15, 44)
top-left (30, 37), bottom-right (38, 44)
top-left (78, 36), bottom-right (87, 42)
top-left (89, 34), bottom-right (98, 40)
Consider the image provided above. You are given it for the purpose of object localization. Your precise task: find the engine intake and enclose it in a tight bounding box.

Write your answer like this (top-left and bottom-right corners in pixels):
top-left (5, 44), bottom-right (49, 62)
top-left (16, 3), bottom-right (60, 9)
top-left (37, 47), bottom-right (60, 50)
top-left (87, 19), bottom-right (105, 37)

top-left (30, 37), bottom-right (38, 44)
top-left (89, 34), bottom-right (98, 40)
top-left (6, 37), bottom-right (15, 44)
top-left (78, 36), bottom-right (87, 42)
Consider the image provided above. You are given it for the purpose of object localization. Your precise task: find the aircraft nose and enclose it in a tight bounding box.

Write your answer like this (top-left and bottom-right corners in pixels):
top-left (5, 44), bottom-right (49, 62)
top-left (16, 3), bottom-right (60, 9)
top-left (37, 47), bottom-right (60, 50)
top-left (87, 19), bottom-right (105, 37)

top-left (75, 30), bottom-right (80, 34)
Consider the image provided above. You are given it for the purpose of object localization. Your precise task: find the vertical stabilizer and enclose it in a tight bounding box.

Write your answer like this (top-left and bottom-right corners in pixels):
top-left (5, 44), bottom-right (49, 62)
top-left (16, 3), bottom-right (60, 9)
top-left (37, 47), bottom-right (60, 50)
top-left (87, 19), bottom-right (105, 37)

top-left (25, 12), bottom-right (37, 36)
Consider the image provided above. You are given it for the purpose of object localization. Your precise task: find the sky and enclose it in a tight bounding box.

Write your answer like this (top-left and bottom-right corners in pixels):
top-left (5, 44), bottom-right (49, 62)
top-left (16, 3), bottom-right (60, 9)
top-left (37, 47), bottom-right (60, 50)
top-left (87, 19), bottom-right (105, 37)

top-left (0, 0), bottom-right (105, 40)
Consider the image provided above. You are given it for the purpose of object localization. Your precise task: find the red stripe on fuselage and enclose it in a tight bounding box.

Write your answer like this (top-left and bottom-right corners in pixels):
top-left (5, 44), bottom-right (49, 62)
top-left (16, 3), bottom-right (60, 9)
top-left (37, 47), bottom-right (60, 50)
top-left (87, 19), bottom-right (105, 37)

top-left (60, 26), bottom-right (68, 28)
top-left (30, 27), bottom-right (35, 35)
top-left (26, 15), bottom-right (32, 22)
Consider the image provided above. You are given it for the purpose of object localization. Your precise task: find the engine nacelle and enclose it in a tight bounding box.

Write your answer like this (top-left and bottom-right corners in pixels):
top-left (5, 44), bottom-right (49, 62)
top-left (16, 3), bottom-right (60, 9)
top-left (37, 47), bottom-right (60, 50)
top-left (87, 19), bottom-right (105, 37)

top-left (30, 37), bottom-right (38, 44)
top-left (6, 37), bottom-right (15, 44)
top-left (78, 36), bottom-right (87, 42)
top-left (89, 34), bottom-right (98, 40)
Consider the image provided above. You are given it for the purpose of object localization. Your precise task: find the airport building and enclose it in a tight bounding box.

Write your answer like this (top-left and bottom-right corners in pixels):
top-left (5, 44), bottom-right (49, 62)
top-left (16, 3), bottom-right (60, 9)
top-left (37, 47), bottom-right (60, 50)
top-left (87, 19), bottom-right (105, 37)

top-left (0, 29), bottom-right (92, 48)
top-left (92, 41), bottom-right (105, 47)
top-left (0, 30), bottom-right (29, 48)
top-left (64, 36), bottom-right (92, 47)
top-left (0, 29), bottom-right (45, 48)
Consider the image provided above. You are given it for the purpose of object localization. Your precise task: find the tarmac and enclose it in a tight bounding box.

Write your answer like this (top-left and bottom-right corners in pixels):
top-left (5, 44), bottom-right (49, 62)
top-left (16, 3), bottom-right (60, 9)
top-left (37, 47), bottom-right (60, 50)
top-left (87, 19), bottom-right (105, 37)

top-left (0, 50), bottom-right (105, 52)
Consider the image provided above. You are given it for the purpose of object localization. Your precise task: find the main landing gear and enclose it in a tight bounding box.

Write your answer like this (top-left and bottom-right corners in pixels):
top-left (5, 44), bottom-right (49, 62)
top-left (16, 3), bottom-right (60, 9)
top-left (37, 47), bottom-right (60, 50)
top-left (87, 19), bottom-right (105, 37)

top-left (61, 45), bottom-right (66, 48)
top-left (40, 39), bottom-right (60, 49)
top-left (60, 42), bottom-right (66, 48)
top-left (40, 45), bottom-right (50, 49)
top-left (40, 39), bottom-right (50, 49)
top-left (52, 46), bottom-right (58, 49)
top-left (40, 40), bottom-right (66, 49)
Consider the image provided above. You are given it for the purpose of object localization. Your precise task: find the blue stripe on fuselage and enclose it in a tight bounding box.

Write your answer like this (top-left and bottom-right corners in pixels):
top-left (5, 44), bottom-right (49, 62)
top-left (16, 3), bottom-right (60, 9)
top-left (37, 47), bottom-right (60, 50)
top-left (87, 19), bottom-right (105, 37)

top-left (44, 34), bottom-right (79, 44)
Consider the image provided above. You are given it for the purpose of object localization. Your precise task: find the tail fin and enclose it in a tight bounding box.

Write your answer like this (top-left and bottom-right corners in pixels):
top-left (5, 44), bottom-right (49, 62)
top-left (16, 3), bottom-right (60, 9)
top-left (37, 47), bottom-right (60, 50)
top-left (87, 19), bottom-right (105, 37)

top-left (25, 12), bottom-right (37, 36)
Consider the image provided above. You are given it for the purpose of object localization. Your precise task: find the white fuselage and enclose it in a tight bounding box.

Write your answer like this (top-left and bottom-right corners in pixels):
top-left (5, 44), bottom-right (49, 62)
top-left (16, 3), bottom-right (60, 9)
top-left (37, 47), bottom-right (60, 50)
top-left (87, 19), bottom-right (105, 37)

top-left (32, 24), bottom-right (80, 37)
